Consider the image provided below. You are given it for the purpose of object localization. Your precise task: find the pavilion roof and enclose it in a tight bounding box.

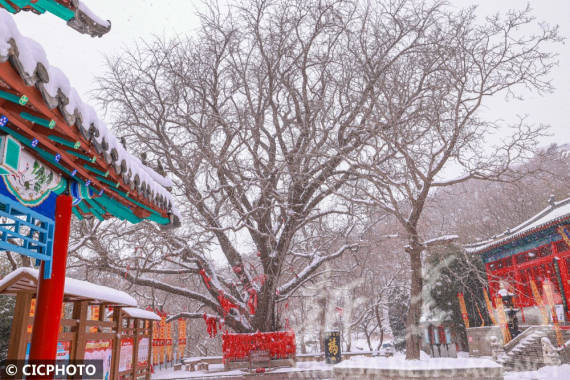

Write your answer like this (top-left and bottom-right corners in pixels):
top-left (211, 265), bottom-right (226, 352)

top-left (0, 9), bottom-right (180, 227)
top-left (0, 267), bottom-right (137, 306)
top-left (465, 197), bottom-right (570, 255)
top-left (122, 307), bottom-right (161, 321)
top-left (0, 0), bottom-right (110, 37)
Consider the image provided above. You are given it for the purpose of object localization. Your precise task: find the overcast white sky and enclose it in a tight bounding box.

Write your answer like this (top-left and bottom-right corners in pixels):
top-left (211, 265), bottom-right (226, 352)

top-left (10, 0), bottom-right (570, 147)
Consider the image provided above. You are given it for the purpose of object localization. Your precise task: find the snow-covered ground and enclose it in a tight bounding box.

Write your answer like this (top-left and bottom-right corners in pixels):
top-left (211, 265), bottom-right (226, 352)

top-left (153, 354), bottom-right (570, 379)
top-left (505, 364), bottom-right (570, 380)
top-left (155, 352), bottom-right (545, 379)
top-left (153, 364), bottom-right (240, 379)
top-left (152, 361), bottom-right (333, 379)
top-left (335, 353), bottom-right (500, 370)
top-left (348, 336), bottom-right (390, 352)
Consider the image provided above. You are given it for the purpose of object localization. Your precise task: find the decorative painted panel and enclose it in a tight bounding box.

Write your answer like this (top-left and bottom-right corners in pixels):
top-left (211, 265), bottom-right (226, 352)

top-left (482, 228), bottom-right (560, 264)
top-left (0, 135), bottom-right (66, 220)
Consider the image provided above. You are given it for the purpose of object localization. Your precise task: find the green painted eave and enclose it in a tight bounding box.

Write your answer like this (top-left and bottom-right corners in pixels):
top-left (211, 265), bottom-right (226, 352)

top-left (1, 120), bottom-right (170, 226)
top-left (8, 0), bottom-right (75, 20)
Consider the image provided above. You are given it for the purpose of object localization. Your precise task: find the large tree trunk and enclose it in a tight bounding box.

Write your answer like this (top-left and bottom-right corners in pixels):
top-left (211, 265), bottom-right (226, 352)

top-left (378, 329), bottom-right (384, 351)
top-left (375, 303), bottom-right (384, 350)
top-left (318, 297), bottom-right (327, 353)
top-left (253, 283), bottom-right (277, 332)
top-left (365, 329), bottom-right (373, 351)
top-left (300, 333), bottom-right (307, 354)
top-left (405, 247), bottom-right (423, 360)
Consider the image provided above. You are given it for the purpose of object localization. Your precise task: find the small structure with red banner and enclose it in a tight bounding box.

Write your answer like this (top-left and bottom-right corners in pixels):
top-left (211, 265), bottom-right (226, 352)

top-left (420, 321), bottom-right (458, 358)
top-left (117, 307), bottom-right (161, 380)
top-left (0, 268), bottom-right (161, 379)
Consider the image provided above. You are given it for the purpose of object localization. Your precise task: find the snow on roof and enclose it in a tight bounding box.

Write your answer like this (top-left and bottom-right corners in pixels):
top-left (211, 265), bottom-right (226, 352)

top-left (122, 307), bottom-right (161, 321)
top-left (0, 9), bottom-right (180, 225)
top-left (76, 1), bottom-right (110, 28)
top-left (423, 235), bottom-right (459, 247)
top-left (67, 1), bottom-right (111, 37)
top-left (0, 267), bottom-right (137, 306)
top-left (0, 1), bottom-right (111, 38)
top-left (465, 197), bottom-right (570, 254)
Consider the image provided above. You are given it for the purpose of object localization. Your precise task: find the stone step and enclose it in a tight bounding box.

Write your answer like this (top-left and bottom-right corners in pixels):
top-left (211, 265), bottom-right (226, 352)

top-left (498, 327), bottom-right (553, 371)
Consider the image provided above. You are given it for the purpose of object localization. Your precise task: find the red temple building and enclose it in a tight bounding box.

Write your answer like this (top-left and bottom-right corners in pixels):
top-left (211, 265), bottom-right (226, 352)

top-left (467, 197), bottom-right (570, 325)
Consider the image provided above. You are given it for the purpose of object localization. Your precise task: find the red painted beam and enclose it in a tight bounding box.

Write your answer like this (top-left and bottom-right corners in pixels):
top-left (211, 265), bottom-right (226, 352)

top-left (28, 195), bottom-right (73, 370)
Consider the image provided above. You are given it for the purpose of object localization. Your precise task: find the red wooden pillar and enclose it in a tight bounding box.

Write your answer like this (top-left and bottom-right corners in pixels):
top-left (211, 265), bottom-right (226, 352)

top-left (553, 242), bottom-right (570, 321)
top-left (28, 194), bottom-right (73, 365)
top-left (561, 257), bottom-right (570, 321)
top-left (512, 256), bottom-right (522, 296)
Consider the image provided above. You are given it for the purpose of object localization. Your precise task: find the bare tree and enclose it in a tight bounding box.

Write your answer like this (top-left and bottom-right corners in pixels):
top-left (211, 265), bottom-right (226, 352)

top-left (346, 3), bottom-right (560, 359)
top-left (330, 222), bottom-right (407, 352)
top-left (429, 143), bottom-right (570, 242)
top-left (87, 0), bottom-right (461, 333)
top-left (67, 0), bottom-right (560, 359)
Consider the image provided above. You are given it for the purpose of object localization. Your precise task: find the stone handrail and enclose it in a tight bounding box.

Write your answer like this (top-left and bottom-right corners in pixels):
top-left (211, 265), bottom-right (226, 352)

top-left (503, 325), bottom-right (550, 352)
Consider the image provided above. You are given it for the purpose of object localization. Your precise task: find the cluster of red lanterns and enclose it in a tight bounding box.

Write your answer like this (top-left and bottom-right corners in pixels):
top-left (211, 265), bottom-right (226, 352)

top-left (200, 264), bottom-right (266, 318)
top-left (200, 264), bottom-right (291, 338)
top-left (222, 331), bottom-right (296, 363)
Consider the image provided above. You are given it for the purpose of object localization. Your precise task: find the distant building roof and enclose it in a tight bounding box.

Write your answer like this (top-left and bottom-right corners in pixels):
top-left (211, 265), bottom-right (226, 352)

top-left (465, 197), bottom-right (570, 255)
top-left (0, 267), bottom-right (137, 306)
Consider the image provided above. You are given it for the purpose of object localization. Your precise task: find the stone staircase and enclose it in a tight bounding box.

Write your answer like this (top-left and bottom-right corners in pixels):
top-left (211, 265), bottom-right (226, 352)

top-left (496, 326), bottom-right (555, 371)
